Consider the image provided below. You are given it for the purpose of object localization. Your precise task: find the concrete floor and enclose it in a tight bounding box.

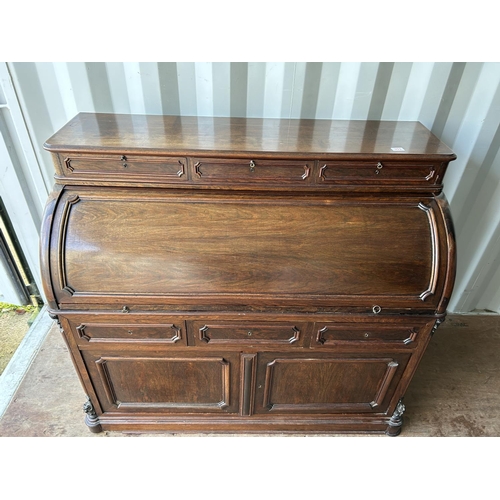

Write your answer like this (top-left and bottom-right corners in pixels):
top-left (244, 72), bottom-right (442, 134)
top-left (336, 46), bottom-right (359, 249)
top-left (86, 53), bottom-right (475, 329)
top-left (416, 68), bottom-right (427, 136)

top-left (0, 313), bottom-right (499, 437)
top-left (0, 309), bottom-right (32, 375)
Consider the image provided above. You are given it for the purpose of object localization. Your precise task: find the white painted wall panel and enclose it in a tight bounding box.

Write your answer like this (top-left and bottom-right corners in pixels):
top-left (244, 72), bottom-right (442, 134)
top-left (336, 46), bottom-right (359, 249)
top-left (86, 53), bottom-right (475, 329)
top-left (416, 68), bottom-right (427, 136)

top-left (316, 62), bottom-right (341, 120)
top-left (0, 113), bottom-right (43, 298)
top-left (139, 63), bottom-right (162, 115)
top-left (398, 63), bottom-right (435, 120)
top-left (177, 62), bottom-right (197, 116)
top-left (123, 62), bottom-right (146, 115)
top-left (332, 62), bottom-right (362, 119)
top-left (212, 63), bottom-right (231, 117)
top-left (106, 62), bottom-right (131, 114)
top-left (262, 62), bottom-right (285, 118)
top-left (2, 61), bottom-right (500, 313)
top-left (247, 62), bottom-right (266, 118)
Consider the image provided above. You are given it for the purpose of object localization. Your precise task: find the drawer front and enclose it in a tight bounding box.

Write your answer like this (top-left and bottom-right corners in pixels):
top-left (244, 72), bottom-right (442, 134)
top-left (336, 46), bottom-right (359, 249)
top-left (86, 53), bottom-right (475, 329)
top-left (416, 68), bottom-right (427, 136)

top-left (319, 161), bottom-right (439, 185)
top-left (61, 154), bottom-right (187, 180)
top-left (189, 321), bottom-right (308, 347)
top-left (192, 158), bottom-right (313, 184)
top-left (314, 319), bottom-right (435, 347)
top-left (64, 314), bottom-right (187, 346)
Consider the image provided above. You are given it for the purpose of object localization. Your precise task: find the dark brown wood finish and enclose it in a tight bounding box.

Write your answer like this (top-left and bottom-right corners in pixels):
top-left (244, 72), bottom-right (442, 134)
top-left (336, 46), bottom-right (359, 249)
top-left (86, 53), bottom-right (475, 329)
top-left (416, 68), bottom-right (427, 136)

top-left (44, 114), bottom-right (455, 157)
top-left (62, 154), bottom-right (188, 180)
top-left (189, 321), bottom-right (308, 347)
top-left (64, 313), bottom-right (187, 346)
top-left (256, 352), bottom-right (410, 414)
top-left (47, 188), bottom-right (447, 312)
top-left (40, 114), bottom-right (456, 434)
top-left (82, 349), bottom-right (239, 413)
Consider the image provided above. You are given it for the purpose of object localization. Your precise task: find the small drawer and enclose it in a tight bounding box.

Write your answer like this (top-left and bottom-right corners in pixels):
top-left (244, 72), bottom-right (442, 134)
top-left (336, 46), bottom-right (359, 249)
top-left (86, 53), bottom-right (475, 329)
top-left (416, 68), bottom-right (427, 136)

top-left (314, 322), bottom-right (428, 347)
top-left (189, 321), bottom-right (308, 347)
top-left (65, 314), bottom-right (187, 346)
top-left (318, 161), bottom-right (439, 185)
top-left (60, 154), bottom-right (187, 180)
top-left (192, 158), bottom-right (313, 184)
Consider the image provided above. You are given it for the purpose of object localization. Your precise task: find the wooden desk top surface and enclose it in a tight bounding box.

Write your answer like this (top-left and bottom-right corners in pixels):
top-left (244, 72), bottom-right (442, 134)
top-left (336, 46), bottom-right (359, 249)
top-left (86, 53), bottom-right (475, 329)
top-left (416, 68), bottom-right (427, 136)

top-left (44, 113), bottom-right (455, 159)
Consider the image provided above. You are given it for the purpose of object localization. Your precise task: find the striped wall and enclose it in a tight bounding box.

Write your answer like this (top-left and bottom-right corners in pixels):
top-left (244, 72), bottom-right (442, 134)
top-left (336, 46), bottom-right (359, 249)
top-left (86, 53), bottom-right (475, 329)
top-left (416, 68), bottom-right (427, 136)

top-left (6, 62), bottom-right (500, 313)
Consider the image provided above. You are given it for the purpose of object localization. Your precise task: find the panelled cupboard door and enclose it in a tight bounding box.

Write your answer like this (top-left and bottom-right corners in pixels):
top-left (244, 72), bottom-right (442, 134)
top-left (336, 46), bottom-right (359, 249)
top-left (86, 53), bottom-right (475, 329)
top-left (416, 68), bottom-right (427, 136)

top-left (254, 352), bottom-right (411, 415)
top-left (81, 350), bottom-right (240, 414)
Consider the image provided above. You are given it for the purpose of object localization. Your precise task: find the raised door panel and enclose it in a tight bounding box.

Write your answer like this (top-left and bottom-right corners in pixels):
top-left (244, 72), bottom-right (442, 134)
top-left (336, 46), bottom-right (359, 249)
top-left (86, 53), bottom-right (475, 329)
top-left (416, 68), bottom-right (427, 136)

top-left (254, 352), bottom-right (411, 414)
top-left (49, 188), bottom-right (448, 311)
top-left (81, 350), bottom-right (240, 414)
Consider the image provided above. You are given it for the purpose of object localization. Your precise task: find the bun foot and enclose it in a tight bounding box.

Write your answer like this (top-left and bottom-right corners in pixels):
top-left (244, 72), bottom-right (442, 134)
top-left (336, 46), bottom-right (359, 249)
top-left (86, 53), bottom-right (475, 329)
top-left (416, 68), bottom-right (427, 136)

top-left (83, 396), bottom-right (102, 433)
top-left (385, 399), bottom-right (405, 437)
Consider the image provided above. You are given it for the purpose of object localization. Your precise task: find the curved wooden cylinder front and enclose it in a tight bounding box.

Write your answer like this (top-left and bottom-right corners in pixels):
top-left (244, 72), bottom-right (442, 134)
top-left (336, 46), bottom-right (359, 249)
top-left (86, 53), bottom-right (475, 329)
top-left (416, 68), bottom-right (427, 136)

top-left (42, 188), bottom-right (455, 314)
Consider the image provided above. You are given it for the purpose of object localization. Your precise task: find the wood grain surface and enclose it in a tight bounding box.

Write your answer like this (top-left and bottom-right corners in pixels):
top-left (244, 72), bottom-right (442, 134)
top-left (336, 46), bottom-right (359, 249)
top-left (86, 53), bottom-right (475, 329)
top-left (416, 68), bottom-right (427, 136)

top-left (40, 114), bottom-right (457, 435)
top-left (50, 190), bottom-right (444, 311)
top-left (44, 113), bottom-right (456, 158)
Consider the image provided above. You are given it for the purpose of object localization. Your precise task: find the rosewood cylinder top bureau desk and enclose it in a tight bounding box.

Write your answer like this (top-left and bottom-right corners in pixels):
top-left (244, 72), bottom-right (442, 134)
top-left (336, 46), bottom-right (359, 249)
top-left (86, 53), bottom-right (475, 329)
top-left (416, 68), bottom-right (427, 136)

top-left (40, 114), bottom-right (456, 435)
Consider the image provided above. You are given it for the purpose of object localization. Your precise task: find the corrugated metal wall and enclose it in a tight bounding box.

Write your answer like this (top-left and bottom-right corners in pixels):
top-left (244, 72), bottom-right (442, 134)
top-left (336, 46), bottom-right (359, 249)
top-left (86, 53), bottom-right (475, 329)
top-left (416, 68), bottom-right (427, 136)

top-left (6, 62), bottom-right (500, 313)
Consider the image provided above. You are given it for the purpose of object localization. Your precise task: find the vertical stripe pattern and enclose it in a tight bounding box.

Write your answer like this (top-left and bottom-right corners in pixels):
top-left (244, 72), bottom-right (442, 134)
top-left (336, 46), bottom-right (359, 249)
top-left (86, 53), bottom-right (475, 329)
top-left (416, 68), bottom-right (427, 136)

top-left (6, 62), bottom-right (500, 313)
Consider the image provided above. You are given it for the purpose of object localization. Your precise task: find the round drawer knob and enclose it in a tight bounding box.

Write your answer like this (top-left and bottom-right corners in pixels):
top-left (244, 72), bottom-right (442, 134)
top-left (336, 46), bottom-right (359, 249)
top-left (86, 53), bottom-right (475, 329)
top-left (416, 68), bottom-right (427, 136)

top-left (372, 305), bottom-right (382, 314)
top-left (247, 330), bottom-right (253, 336)
top-left (364, 332), bottom-right (370, 338)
